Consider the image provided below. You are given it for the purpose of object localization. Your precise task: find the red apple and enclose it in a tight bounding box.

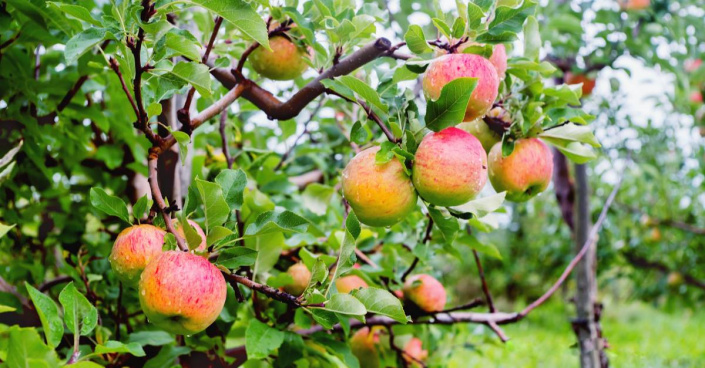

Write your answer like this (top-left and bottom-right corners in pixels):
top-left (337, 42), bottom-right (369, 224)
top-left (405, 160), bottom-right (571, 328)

top-left (403, 337), bottom-right (428, 367)
top-left (249, 35), bottom-right (309, 81)
top-left (350, 327), bottom-right (381, 368)
top-left (402, 274), bottom-right (446, 313)
top-left (283, 263), bottom-right (311, 296)
top-left (109, 224), bottom-right (166, 286)
top-left (488, 138), bottom-right (554, 202)
top-left (565, 72), bottom-right (596, 96)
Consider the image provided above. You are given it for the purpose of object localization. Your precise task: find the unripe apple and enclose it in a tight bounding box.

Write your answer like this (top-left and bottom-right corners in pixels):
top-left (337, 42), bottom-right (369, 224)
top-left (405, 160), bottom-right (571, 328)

top-left (402, 274), bottom-right (446, 313)
top-left (249, 35), bottom-right (309, 81)
top-left (336, 275), bottom-right (368, 294)
top-left (109, 224), bottom-right (166, 286)
top-left (174, 219), bottom-right (207, 251)
top-left (139, 251), bottom-right (227, 335)
top-left (403, 337), bottom-right (428, 367)
top-left (459, 107), bottom-right (507, 152)
top-left (667, 272), bottom-right (683, 287)
top-left (423, 54), bottom-right (500, 122)
top-left (350, 327), bottom-right (381, 368)
top-left (342, 147), bottom-right (418, 227)
top-left (618, 0), bottom-right (650, 10)
top-left (283, 263), bottom-right (311, 296)
top-left (488, 138), bottom-right (554, 202)
top-left (412, 127), bottom-right (487, 206)
top-left (565, 72), bottom-right (596, 96)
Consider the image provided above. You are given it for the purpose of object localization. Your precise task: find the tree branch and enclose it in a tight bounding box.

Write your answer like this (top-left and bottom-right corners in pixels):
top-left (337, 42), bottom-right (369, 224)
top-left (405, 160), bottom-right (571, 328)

top-left (222, 272), bottom-right (316, 308)
top-left (109, 58), bottom-right (140, 120)
top-left (472, 249), bottom-right (496, 313)
top-left (36, 75), bottom-right (89, 125)
top-left (182, 16), bottom-right (224, 114)
top-left (274, 97), bottom-right (325, 171)
top-left (147, 156), bottom-right (187, 251)
top-left (622, 251), bottom-right (705, 290)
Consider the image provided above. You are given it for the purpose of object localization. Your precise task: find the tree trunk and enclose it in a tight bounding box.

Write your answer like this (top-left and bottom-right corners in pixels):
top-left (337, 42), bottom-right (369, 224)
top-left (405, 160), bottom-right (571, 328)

top-left (573, 163), bottom-right (604, 368)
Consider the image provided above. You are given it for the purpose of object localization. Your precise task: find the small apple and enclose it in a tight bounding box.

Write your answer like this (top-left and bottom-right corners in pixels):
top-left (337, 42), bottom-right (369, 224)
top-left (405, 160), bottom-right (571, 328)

top-left (283, 263), bottom-right (311, 296)
top-left (174, 219), bottom-right (207, 251)
top-left (618, 0), bottom-right (650, 10)
top-left (403, 337), bottom-right (428, 367)
top-left (565, 72), bottom-right (597, 96)
top-left (423, 53), bottom-right (500, 122)
top-left (350, 327), bottom-right (381, 368)
top-left (139, 251), bottom-right (227, 335)
top-left (412, 127), bottom-right (487, 206)
top-left (684, 59), bottom-right (702, 73)
top-left (402, 274), bottom-right (447, 313)
top-left (336, 275), bottom-right (368, 294)
top-left (109, 224), bottom-right (166, 286)
top-left (342, 146), bottom-right (418, 227)
top-left (667, 272), bottom-right (683, 287)
top-left (488, 138), bottom-right (554, 202)
top-left (690, 91), bottom-right (703, 103)
top-left (458, 106), bottom-right (508, 152)
top-left (249, 35), bottom-right (309, 81)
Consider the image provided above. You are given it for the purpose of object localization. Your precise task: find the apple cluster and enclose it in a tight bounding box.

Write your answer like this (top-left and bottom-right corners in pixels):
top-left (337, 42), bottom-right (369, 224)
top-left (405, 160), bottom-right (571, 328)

top-left (343, 43), bottom-right (555, 227)
top-left (109, 220), bottom-right (226, 335)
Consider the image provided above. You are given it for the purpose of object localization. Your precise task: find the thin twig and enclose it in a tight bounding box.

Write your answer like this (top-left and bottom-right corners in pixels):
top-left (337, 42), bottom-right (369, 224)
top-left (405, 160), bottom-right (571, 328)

top-left (109, 58), bottom-right (140, 120)
top-left (219, 109), bottom-right (233, 169)
top-left (358, 99), bottom-right (398, 143)
top-left (274, 97), bottom-right (325, 170)
top-left (222, 272), bottom-right (314, 307)
top-left (147, 156), bottom-right (187, 251)
top-left (182, 16), bottom-right (224, 113)
top-left (402, 217), bottom-right (433, 282)
top-left (472, 249), bottom-right (496, 313)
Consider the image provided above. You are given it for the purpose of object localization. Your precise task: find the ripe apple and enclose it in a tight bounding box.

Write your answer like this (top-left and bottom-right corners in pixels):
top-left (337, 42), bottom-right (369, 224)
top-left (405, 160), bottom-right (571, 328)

top-left (488, 138), bottom-right (554, 202)
top-left (249, 35), bottom-right (309, 81)
top-left (350, 327), bottom-right (381, 368)
top-left (139, 251), bottom-right (227, 335)
top-left (336, 274), bottom-right (368, 294)
top-left (283, 263), bottom-right (311, 296)
top-left (684, 59), bottom-right (702, 73)
top-left (109, 224), bottom-right (166, 286)
top-left (174, 219), bottom-right (207, 251)
top-left (565, 72), bottom-right (596, 96)
top-left (412, 127), bottom-right (488, 206)
top-left (403, 337), bottom-right (428, 367)
top-left (402, 274), bottom-right (447, 313)
top-left (618, 0), bottom-right (650, 10)
top-left (690, 91), bottom-right (703, 103)
top-left (342, 146), bottom-right (418, 227)
top-left (435, 41), bottom-right (507, 80)
top-left (423, 53), bottom-right (500, 122)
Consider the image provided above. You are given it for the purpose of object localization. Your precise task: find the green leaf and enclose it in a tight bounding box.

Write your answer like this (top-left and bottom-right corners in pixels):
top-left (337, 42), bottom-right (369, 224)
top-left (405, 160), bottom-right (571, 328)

top-left (25, 283), bottom-right (63, 348)
top-left (324, 293), bottom-right (367, 317)
top-left (486, 0), bottom-right (537, 37)
top-left (47, 2), bottom-right (101, 26)
top-left (352, 288), bottom-right (408, 323)
top-left (65, 28), bottom-right (108, 65)
top-left (132, 195), bottom-right (151, 222)
top-left (427, 206), bottom-right (460, 244)
top-left (539, 123), bottom-right (601, 147)
top-left (195, 178), bottom-right (231, 233)
top-left (90, 187), bottom-right (130, 224)
top-left (128, 331), bottom-right (174, 346)
top-left (217, 247), bottom-right (258, 269)
top-left (306, 257), bottom-right (329, 291)
top-left (144, 345), bottom-right (190, 368)
top-left (5, 326), bottom-right (60, 368)
top-left (432, 18), bottom-right (452, 40)
top-left (172, 131), bottom-right (190, 164)
top-left (206, 225), bottom-right (234, 247)
top-left (451, 17), bottom-right (466, 38)
top-left (215, 169), bottom-right (247, 211)
top-left (59, 282), bottom-right (98, 336)
top-left (187, 0), bottom-right (269, 49)
top-left (544, 84), bottom-right (582, 105)
top-left (164, 32), bottom-right (201, 62)
top-left (541, 139), bottom-right (597, 164)
top-left (246, 319), bottom-right (285, 360)
top-left (327, 230), bottom-right (357, 296)
top-left (95, 341), bottom-right (146, 357)
top-left (375, 141), bottom-right (396, 164)
top-left (346, 210), bottom-right (361, 239)
top-left (425, 77), bottom-right (478, 132)
top-left (457, 232), bottom-right (502, 260)
top-left (0, 139), bottom-right (22, 169)
top-left (0, 304), bottom-right (16, 313)
top-left (147, 102), bottom-right (162, 118)
top-left (169, 62), bottom-right (212, 97)
top-left (350, 121), bottom-right (370, 145)
top-left (214, 56), bottom-right (230, 68)
top-left (472, 0), bottom-right (494, 12)
top-left (245, 210), bottom-right (309, 237)
top-left (0, 222), bottom-right (16, 239)
top-left (467, 2), bottom-right (485, 30)
top-left (449, 192), bottom-right (506, 218)
top-left (523, 16), bottom-right (540, 61)
top-left (302, 183), bottom-right (336, 216)
top-left (404, 25), bottom-right (432, 54)
top-left (336, 75), bottom-right (388, 114)
top-left (310, 308), bottom-right (337, 329)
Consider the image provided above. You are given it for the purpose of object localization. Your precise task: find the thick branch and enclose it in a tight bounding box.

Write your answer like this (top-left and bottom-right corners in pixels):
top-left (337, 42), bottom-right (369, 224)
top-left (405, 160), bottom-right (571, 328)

top-left (147, 156), bottom-right (187, 251)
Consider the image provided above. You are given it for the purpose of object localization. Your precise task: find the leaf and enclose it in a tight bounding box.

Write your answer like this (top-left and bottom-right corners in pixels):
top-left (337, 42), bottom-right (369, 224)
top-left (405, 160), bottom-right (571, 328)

top-left (432, 18), bottom-right (452, 40)
top-left (467, 2), bottom-right (485, 30)
top-left (486, 0), bottom-right (537, 37)
top-left (187, 0), bottom-right (269, 49)
top-left (0, 223), bottom-right (16, 239)
top-left (65, 28), bottom-right (108, 65)
top-left (216, 247), bottom-right (258, 269)
top-left (59, 282), bottom-right (98, 336)
top-left (206, 225), bottom-right (234, 247)
top-left (544, 84), bottom-right (582, 106)
top-left (457, 232), bottom-right (502, 260)
top-left (324, 293), bottom-right (367, 317)
top-left (215, 169), bottom-right (247, 211)
top-left (345, 210), bottom-right (361, 239)
top-left (47, 2), bottom-right (101, 26)
top-left (310, 308), bottom-right (337, 329)
top-left (25, 283), bottom-right (63, 348)
top-left (132, 195), bottom-right (151, 222)
top-left (5, 326), bottom-right (60, 368)
top-left (164, 32), bottom-right (201, 62)
top-left (523, 16), bottom-right (540, 61)
top-left (0, 139), bottom-right (23, 168)
top-left (147, 102), bottom-right (162, 118)
top-left (542, 139), bottom-right (597, 164)
top-left (90, 187), bottom-right (130, 224)
top-left (327, 230), bottom-right (357, 296)
top-left (472, 0), bottom-right (494, 12)
top-left (375, 141), bottom-right (396, 164)
top-left (302, 183), bottom-right (336, 216)
top-left (0, 304), bottom-right (16, 313)
top-left (95, 341), bottom-right (146, 357)
top-left (306, 257), bottom-right (329, 291)
top-left (539, 123), bottom-right (601, 147)
top-left (244, 210), bottom-right (309, 237)
top-left (246, 319), bottom-right (285, 360)
top-left (350, 121), bottom-right (370, 145)
top-left (404, 25), bottom-right (432, 54)
top-left (169, 62), bottom-right (212, 97)
top-left (144, 345), bottom-right (190, 368)
top-left (195, 178), bottom-right (230, 233)
top-left (352, 288), bottom-right (408, 323)
top-left (427, 206), bottom-right (460, 244)
top-left (172, 131), bottom-right (190, 164)
top-left (128, 331), bottom-right (174, 346)
top-left (449, 192), bottom-right (506, 218)
top-left (451, 17), bottom-right (466, 38)
top-left (336, 75), bottom-right (388, 114)
top-left (425, 77), bottom-right (478, 132)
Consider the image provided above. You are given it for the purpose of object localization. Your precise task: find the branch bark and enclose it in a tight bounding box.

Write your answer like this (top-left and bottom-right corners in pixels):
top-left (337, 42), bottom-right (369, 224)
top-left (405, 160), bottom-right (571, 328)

top-left (147, 156), bottom-right (187, 251)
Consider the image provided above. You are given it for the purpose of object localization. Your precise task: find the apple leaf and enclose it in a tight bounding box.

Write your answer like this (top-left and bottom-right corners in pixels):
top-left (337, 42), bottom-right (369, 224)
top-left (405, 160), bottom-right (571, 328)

top-left (59, 282), bottom-right (98, 337)
top-left (324, 293), bottom-right (367, 317)
top-left (246, 320), bottom-right (285, 360)
top-left (216, 169), bottom-right (248, 211)
top-left (216, 247), bottom-right (258, 269)
top-left (168, 62), bottom-right (212, 97)
top-left (65, 28), bottom-right (108, 65)
top-left (128, 331), bottom-right (174, 346)
top-left (132, 194), bottom-right (151, 223)
top-left (457, 232), bottom-right (502, 260)
top-left (195, 178), bottom-right (230, 233)
top-left (450, 192), bottom-right (506, 218)
top-left (144, 346), bottom-right (190, 368)
top-left (186, 0), bottom-right (269, 50)
top-left (352, 287), bottom-right (408, 323)
top-left (25, 283), bottom-right (63, 348)
top-left (425, 77), bottom-right (478, 132)
top-left (90, 187), bottom-right (130, 224)
top-left (95, 341), bottom-right (146, 357)
top-left (245, 210), bottom-right (309, 237)
top-left (404, 25), bottom-right (432, 54)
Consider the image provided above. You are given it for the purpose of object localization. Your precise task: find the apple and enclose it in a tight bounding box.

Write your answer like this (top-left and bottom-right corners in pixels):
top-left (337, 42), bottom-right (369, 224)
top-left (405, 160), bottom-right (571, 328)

top-left (342, 146), bottom-right (418, 227)
top-left (690, 91), bottom-right (703, 103)
top-left (174, 219), bottom-right (207, 251)
top-left (412, 127), bottom-right (488, 206)
top-left (565, 72), bottom-right (596, 96)
top-left (435, 41), bottom-right (507, 80)
top-left (618, 0), bottom-right (650, 10)
top-left (350, 327), bottom-right (381, 368)
top-left (402, 274), bottom-right (447, 313)
top-left (336, 275), bottom-right (368, 294)
top-left (139, 251), bottom-right (227, 335)
top-left (458, 107), bottom-right (508, 152)
top-left (249, 35), bottom-right (309, 81)
top-left (403, 337), bottom-right (428, 367)
top-left (109, 224), bottom-right (166, 286)
top-left (684, 59), bottom-right (702, 73)
top-left (423, 53), bottom-right (500, 122)
top-left (488, 138), bottom-right (554, 202)
top-left (283, 263), bottom-right (311, 296)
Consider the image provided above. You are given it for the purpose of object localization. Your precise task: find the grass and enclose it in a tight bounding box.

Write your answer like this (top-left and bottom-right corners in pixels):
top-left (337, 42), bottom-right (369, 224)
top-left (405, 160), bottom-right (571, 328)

top-left (441, 299), bottom-right (705, 367)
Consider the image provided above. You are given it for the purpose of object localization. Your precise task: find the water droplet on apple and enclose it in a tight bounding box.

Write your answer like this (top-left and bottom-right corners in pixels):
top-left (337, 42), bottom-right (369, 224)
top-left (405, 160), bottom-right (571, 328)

top-left (141, 289), bottom-right (146, 296)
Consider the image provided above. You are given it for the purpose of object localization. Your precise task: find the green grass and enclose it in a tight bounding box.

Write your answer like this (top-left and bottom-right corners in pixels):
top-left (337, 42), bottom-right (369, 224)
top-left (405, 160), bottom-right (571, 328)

top-left (441, 299), bottom-right (705, 367)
